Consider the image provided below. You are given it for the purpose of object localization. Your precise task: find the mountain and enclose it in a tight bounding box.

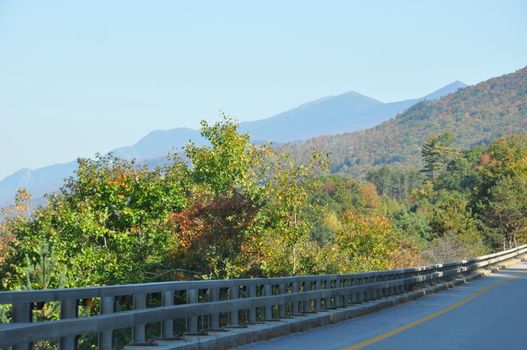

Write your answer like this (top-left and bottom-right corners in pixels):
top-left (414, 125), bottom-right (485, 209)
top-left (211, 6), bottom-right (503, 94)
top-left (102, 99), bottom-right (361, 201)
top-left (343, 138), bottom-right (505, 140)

top-left (105, 81), bottom-right (466, 160)
top-left (422, 81), bottom-right (466, 100)
top-left (280, 67), bottom-right (527, 177)
top-left (111, 128), bottom-right (205, 161)
top-left (0, 81), bottom-right (465, 206)
top-left (239, 81), bottom-right (466, 143)
top-left (238, 91), bottom-right (384, 142)
top-left (0, 162), bottom-right (78, 207)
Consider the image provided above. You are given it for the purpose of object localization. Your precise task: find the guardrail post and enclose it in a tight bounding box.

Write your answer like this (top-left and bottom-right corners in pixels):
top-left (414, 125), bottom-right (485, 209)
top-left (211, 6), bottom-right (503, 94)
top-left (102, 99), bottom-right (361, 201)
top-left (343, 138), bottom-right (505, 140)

top-left (209, 288), bottom-right (220, 329)
top-left (337, 278), bottom-right (343, 306)
top-left (100, 296), bottom-right (114, 350)
top-left (187, 289), bottom-right (198, 333)
top-left (264, 283), bottom-right (273, 320)
top-left (403, 273), bottom-right (409, 292)
top-left (133, 293), bottom-right (147, 343)
top-left (333, 278), bottom-right (340, 307)
top-left (398, 274), bottom-right (404, 294)
top-left (382, 276), bottom-right (388, 298)
top-left (335, 278), bottom-right (341, 306)
top-left (230, 285), bottom-right (239, 326)
top-left (356, 279), bottom-right (363, 303)
top-left (292, 282), bottom-right (300, 315)
top-left (350, 279), bottom-right (357, 304)
top-left (12, 303), bottom-right (31, 350)
top-left (364, 278), bottom-right (371, 302)
top-left (278, 283), bottom-right (287, 318)
top-left (341, 278), bottom-right (353, 307)
top-left (162, 291), bottom-right (174, 338)
top-left (374, 276), bottom-right (381, 299)
top-left (398, 277), bottom-right (405, 294)
top-left (335, 277), bottom-right (348, 307)
top-left (248, 285), bottom-right (257, 322)
top-left (323, 279), bottom-right (330, 309)
top-left (60, 299), bottom-right (78, 349)
top-left (314, 279), bottom-right (322, 310)
top-left (303, 280), bottom-right (311, 312)
top-left (375, 276), bottom-right (382, 299)
top-left (384, 276), bottom-right (391, 296)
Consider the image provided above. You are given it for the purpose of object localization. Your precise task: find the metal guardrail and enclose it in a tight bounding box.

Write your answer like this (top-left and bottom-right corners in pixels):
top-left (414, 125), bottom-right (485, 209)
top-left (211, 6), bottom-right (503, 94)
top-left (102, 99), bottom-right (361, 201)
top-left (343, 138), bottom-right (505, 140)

top-left (1, 245), bottom-right (526, 350)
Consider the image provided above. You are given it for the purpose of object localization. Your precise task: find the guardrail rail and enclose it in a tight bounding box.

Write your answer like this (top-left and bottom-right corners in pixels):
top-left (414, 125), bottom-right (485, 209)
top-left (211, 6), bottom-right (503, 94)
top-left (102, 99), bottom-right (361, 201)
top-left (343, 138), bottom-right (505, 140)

top-left (1, 245), bottom-right (526, 350)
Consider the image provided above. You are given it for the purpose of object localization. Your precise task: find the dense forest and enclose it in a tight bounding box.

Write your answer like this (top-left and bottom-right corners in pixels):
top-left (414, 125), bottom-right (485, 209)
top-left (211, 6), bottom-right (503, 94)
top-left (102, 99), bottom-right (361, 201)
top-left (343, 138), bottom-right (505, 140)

top-left (1, 117), bottom-right (526, 298)
top-left (282, 66), bottom-right (527, 178)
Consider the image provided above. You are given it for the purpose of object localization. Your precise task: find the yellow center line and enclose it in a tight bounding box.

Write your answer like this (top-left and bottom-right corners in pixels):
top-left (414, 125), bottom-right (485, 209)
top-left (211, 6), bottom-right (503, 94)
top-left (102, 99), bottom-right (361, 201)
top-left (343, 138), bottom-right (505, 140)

top-left (342, 270), bottom-right (527, 350)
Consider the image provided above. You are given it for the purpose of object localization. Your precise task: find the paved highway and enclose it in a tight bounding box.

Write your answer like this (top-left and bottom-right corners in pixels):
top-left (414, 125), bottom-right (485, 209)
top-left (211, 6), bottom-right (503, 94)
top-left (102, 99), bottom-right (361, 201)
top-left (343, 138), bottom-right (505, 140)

top-left (241, 262), bottom-right (527, 350)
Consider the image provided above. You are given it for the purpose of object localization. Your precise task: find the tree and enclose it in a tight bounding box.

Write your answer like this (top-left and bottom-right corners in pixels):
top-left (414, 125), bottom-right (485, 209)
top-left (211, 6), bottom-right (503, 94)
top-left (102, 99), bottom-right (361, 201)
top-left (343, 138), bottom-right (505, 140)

top-left (1, 155), bottom-right (189, 289)
top-left (166, 116), bottom-right (268, 278)
top-left (367, 166), bottom-right (424, 202)
top-left (421, 132), bottom-right (457, 183)
top-left (258, 151), bottom-right (328, 276)
top-left (470, 135), bottom-right (527, 248)
top-left (406, 185), bottom-right (488, 261)
top-left (484, 176), bottom-right (527, 249)
top-left (185, 114), bottom-right (266, 199)
top-left (331, 211), bottom-right (421, 272)
top-left (168, 191), bottom-right (260, 279)
top-left (1, 189), bottom-right (32, 251)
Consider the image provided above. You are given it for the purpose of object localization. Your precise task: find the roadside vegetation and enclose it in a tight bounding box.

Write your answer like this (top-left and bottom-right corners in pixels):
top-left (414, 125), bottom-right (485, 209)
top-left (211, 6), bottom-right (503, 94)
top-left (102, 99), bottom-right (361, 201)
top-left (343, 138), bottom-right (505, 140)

top-left (1, 117), bottom-right (526, 293)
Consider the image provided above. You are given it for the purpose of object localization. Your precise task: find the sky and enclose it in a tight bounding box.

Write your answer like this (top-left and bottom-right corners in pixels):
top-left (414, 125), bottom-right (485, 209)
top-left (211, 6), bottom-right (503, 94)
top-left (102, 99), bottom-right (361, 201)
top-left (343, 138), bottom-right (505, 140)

top-left (1, 0), bottom-right (526, 180)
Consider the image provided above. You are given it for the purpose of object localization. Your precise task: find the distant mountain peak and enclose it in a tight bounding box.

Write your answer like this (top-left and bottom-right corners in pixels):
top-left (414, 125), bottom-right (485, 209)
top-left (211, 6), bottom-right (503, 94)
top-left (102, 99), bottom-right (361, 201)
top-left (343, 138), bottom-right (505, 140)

top-left (423, 81), bottom-right (467, 100)
top-left (342, 89), bottom-right (366, 96)
top-left (444, 80), bottom-right (467, 90)
top-left (452, 80), bottom-right (467, 86)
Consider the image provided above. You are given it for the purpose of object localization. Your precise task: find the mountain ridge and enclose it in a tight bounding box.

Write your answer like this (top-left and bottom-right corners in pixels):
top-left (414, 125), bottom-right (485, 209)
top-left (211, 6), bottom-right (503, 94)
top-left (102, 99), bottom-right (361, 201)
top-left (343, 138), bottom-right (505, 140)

top-left (0, 81), bottom-right (466, 206)
top-left (279, 67), bottom-right (527, 177)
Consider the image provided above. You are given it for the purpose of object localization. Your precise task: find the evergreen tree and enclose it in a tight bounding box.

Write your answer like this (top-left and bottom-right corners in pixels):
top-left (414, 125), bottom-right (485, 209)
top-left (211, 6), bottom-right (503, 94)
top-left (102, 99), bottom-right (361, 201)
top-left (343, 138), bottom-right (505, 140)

top-left (421, 132), bottom-right (457, 183)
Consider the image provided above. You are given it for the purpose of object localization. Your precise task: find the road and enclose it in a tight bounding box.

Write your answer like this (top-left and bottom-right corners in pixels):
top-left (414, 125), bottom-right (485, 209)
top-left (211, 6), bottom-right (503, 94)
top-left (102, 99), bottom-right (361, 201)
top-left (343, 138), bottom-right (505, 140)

top-left (241, 262), bottom-right (527, 350)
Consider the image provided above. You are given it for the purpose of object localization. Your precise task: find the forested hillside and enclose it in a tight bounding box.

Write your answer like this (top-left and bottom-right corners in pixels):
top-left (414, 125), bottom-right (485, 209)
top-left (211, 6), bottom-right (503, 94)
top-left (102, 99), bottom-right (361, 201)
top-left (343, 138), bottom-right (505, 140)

top-left (282, 66), bottom-right (527, 177)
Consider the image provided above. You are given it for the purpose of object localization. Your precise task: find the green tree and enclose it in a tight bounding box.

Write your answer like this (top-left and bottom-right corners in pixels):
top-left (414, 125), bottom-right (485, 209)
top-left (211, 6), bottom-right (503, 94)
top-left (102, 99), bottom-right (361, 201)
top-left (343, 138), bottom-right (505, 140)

top-left (470, 135), bottom-right (527, 248)
top-left (367, 166), bottom-right (424, 202)
top-left (332, 211), bottom-right (420, 272)
top-left (258, 151), bottom-right (328, 276)
top-left (185, 115), bottom-right (266, 199)
top-left (484, 176), bottom-right (527, 248)
top-left (2, 155), bottom-right (189, 289)
top-left (168, 116), bottom-right (268, 278)
top-left (421, 132), bottom-right (457, 183)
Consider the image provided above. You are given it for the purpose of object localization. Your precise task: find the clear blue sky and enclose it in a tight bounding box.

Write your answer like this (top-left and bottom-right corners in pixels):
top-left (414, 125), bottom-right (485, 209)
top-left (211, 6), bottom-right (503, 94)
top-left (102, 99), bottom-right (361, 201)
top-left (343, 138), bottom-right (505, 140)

top-left (1, 0), bottom-right (526, 180)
